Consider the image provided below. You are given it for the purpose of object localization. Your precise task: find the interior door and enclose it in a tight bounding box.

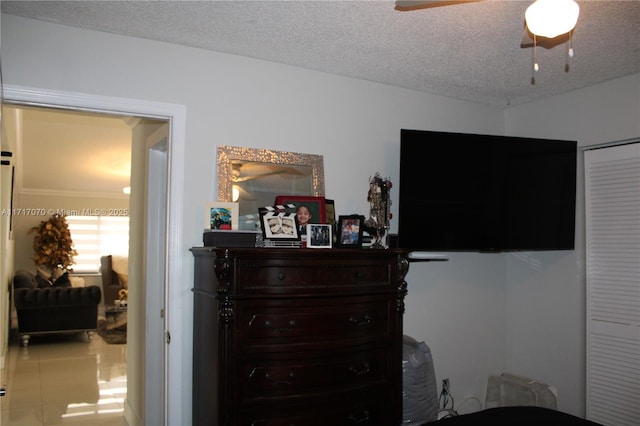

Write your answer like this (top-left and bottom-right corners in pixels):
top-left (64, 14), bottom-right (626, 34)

top-left (585, 141), bottom-right (640, 426)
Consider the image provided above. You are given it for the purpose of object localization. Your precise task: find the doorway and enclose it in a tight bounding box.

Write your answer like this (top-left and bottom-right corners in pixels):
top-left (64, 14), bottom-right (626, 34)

top-left (2, 85), bottom-right (187, 425)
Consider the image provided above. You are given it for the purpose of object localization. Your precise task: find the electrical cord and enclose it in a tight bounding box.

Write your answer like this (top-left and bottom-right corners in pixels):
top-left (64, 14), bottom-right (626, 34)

top-left (438, 392), bottom-right (450, 411)
top-left (438, 379), bottom-right (458, 419)
top-left (439, 379), bottom-right (455, 411)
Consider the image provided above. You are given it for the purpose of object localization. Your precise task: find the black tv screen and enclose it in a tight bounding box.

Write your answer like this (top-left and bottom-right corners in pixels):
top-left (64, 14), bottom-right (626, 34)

top-left (398, 129), bottom-right (577, 252)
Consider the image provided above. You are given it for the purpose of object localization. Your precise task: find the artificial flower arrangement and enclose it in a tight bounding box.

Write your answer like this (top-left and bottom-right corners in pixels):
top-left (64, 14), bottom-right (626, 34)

top-left (29, 214), bottom-right (77, 279)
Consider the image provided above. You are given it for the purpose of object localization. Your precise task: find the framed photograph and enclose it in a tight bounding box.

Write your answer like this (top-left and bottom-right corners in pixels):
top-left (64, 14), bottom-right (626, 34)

top-left (205, 202), bottom-right (239, 230)
top-left (274, 195), bottom-right (326, 231)
top-left (258, 205), bottom-right (300, 241)
top-left (325, 199), bottom-right (336, 227)
top-left (337, 215), bottom-right (365, 248)
top-left (307, 224), bottom-right (332, 249)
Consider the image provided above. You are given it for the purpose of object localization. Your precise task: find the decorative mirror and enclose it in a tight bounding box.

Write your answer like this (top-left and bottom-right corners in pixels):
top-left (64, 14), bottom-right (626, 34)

top-left (217, 145), bottom-right (325, 230)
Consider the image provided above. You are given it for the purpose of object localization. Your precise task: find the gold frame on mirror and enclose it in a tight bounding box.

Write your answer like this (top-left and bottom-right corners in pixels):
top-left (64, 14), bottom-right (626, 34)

top-left (217, 145), bottom-right (325, 203)
top-left (217, 145), bottom-right (324, 230)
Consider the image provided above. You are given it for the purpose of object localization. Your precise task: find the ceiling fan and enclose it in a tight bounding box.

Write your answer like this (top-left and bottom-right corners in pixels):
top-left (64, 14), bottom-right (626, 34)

top-left (394, 0), bottom-right (483, 11)
top-left (231, 163), bottom-right (287, 183)
top-left (394, 0), bottom-right (579, 49)
top-left (231, 162), bottom-right (306, 202)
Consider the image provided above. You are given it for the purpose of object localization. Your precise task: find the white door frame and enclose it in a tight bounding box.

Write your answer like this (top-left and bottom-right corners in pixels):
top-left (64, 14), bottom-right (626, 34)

top-left (144, 125), bottom-right (169, 425)
top-left (3, 85), bottom-right (187, 425)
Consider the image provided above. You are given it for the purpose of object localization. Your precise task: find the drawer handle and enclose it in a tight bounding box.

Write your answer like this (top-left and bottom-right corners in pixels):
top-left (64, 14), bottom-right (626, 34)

top-left (277, 272), bottom-right (286, 280)
top-left (349, 314), bottom-right (372, 327)
top-left (265, 319), bottom-right (297, 332)
top-left (348, 362), bottom-right (371, 376)
top-left (355, 271), bottom-right (365, 279)
top-left (265, 372), bottom-right (296, 386)
top-left (348, 409), bottom-right (371, 424)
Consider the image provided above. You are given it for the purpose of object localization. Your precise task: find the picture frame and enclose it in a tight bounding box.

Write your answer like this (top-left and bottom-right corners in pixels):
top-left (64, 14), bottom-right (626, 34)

top-left (307, 224), bottom-right (332, 249)
top-left (258, 205), bottom-right (301, 241)
top-left (325, 199), bottom-right (336, 244)
top-left (204, 202), bottom-right (239, 231)
top-left (337, 215), bottom-right (365, 248)
top-left (325, 199), bottom-right (336, 227)
top-left (274, 195), bottom-right (327, 229)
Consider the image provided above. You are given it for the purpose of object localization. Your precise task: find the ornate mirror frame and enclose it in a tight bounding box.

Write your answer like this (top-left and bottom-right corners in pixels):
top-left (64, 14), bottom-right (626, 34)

top-left (217, 145), bottom-right (325, 203)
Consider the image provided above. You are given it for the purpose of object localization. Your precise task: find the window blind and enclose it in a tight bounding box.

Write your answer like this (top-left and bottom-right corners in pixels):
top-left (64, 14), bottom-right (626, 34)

top-left (67, 215), bottom-right (129, 272)
top-left (585, 142), bottom-right (640, 426)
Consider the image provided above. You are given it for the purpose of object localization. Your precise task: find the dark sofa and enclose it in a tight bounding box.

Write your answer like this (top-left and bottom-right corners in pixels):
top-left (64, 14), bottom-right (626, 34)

top-left (13, 269), bottom-right (102, 347)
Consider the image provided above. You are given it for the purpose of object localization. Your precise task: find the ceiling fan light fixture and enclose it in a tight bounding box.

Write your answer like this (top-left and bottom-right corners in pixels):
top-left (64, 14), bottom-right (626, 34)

top-left (525, 0), bottom-right (580, 39)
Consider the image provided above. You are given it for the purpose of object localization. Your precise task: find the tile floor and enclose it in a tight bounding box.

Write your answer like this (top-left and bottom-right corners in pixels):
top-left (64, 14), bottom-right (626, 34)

top-left (1, 330), bottom-right (128, 425)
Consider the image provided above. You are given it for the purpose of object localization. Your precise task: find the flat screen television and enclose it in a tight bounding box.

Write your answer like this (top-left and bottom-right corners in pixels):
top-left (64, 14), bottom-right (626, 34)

top-left (398, 129), bottom-right (577, 252)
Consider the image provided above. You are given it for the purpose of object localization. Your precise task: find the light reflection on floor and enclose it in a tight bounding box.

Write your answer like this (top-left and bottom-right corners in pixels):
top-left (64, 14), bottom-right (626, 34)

top-left (1, 331), bottom-right (127, 425)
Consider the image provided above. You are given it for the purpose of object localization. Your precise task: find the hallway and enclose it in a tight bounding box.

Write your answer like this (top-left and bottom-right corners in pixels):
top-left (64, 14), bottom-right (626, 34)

top-left (1, 331), bottom-right (127, 425)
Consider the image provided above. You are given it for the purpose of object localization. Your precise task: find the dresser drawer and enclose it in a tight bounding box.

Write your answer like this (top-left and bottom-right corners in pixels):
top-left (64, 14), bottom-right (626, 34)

top-left (235, 259), bottom-right (392, 294)
top-left (192, 248), bottom-right (408, 426)
top-left (241, 347), bottom-right (389, 398)
top-left (237, 297), bottom-right (392, 349)
top-left (239, 387), bottom-right (393, 426)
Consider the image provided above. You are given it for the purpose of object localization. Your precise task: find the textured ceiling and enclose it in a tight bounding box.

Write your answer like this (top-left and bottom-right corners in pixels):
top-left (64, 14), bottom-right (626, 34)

top-left (2, 0), bottom-right (639, 107)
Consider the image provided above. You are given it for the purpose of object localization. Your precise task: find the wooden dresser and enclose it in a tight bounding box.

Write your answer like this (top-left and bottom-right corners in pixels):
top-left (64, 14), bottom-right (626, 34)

top-left (191, 247), bottom-right (410, 426)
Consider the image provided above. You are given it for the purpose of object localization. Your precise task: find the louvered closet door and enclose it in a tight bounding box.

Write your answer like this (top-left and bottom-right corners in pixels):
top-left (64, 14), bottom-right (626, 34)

top-left (585, 142), bottom-right (640, 426)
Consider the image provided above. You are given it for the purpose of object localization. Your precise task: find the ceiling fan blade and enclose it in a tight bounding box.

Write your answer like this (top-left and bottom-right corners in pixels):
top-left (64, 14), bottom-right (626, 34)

top-left (521, 26), bottom-right (535, 47)
top-left (232, 170), bottom-right (286, 183)
top-left (395, 0), bottom-right (483, 11)
top-left (520, 25), bottom-right (572, 49)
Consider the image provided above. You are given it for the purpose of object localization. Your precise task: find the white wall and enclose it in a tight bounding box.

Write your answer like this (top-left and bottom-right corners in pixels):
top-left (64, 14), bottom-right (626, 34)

top-left (504, 73), bottom-right (640, 416)
top-left (1, 15), bottom-right (505, 423)
top-left (3, 13), bottom-right (637, 423)
top-left (404, 252), bottom-right (508, 414)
